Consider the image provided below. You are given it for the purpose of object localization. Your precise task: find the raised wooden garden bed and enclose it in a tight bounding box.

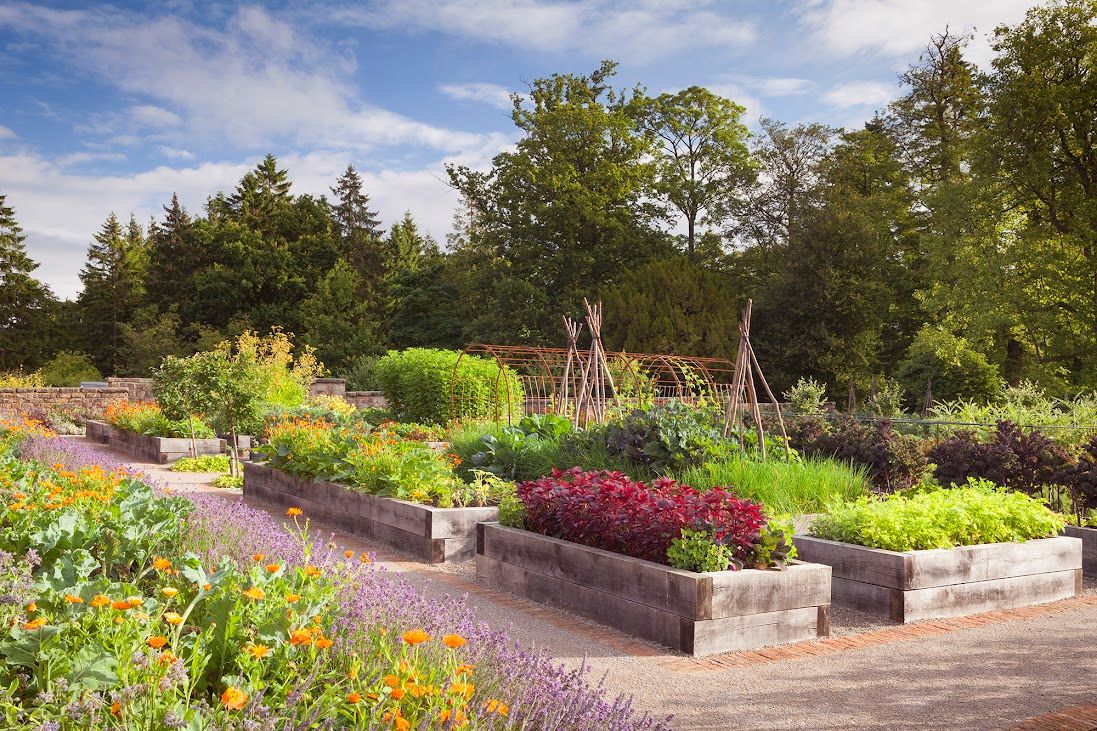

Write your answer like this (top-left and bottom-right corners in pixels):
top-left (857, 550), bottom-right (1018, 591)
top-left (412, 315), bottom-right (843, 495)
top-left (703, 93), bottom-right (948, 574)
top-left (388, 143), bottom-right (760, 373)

top-left (84, 420), bottom-right (223, 463)
top-left (476, 522), bottom-right (831, 656)
top-left (792, 535), bottom-right (1082, 623)
top-left (1064, 526), bottom-right (1097, 577)
top-left (243, 462), bottom-right (497, 564)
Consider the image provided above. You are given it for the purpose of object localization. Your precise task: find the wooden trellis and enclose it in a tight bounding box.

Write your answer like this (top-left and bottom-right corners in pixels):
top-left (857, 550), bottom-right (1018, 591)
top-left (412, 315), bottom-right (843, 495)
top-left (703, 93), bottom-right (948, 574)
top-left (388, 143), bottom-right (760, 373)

top-left (722, 299), bottom-right (791, 459)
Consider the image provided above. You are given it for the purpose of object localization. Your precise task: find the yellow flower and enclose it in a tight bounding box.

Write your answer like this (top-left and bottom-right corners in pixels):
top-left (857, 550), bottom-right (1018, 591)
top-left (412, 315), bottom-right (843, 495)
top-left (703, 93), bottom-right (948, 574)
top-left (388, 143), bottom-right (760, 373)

top-left (91, 594), bottom-right (109, 608)
top-left (456, 663), bottom-right (475, 676)
top-left (64, 594), bottom-right (83, 604)
top-left (161, 587), bottom-right (179, 598)
top-left (284, 593), bottom-right (301, 603)
top-left (152, 557), bottom-right (171, 571)
top-left (286, 507), bottom-right (303, 516)
top-left (21, 617), bottom-right (47, 630)
top-left (304, 565), bottom-right (321, 577)
top-left (449, 681), bottom-right (475, 700)
top-left (220, 686), bottom-right (248, 711)
top-left (126, 596), bottom-right (143, 608)
top-left (360, 552), bottom-right (372, 563)
top-left (147, 635), bottom-right (168, 649)
top-left (163, 611), bottom-right (183, 625)
top-left (25, 602), bottom-right (36, 613)
top-left (246, 643), bottom-right (272, 658)
top-left (242, 587), bottom-right (265, 601)
top-left (401, 628), bottom-right (431, 646)
top-left (442, 634), bottom-right (467, 649)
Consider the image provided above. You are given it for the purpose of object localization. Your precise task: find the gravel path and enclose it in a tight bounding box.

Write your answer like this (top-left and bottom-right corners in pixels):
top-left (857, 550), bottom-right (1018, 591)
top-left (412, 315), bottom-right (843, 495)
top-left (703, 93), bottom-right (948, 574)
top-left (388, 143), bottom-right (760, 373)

top-left (80, 438), bottom-right (1097, 731)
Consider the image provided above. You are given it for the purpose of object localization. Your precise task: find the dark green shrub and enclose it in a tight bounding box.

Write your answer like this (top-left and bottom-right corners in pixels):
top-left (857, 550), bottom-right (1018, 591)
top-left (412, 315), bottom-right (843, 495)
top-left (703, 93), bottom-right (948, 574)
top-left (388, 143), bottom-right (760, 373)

top-left (342, 354), bottom-right (380, 391)
top-left (789, 415), bottom-right (926, 491)
top-left (374, 348), bottom-right (523, 425)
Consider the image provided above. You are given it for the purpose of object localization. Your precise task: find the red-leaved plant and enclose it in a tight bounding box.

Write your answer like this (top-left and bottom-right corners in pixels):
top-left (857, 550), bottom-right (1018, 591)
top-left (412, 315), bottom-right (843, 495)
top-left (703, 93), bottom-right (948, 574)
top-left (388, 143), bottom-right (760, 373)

top-left (517, 468), bottom-right (767, 566)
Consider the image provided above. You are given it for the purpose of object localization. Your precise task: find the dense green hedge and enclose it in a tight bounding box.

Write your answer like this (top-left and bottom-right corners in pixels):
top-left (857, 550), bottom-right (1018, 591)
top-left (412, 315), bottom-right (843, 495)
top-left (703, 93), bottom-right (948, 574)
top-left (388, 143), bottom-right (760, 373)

top-left (374, 348), bottom-right (523, 424)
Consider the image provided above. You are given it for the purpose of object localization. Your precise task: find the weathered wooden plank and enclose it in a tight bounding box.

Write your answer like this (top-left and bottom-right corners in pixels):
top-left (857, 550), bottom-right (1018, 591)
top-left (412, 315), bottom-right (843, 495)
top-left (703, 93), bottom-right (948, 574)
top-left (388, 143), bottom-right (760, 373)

top-left (428, 506), bottom-right (501, 539)
top-left (475, 553), bottom-right (689, 652)
top-left (900, 569), bottom-right (1081, 622)
top-left (243, 462), bottom-right (497, 564)
top-left (688, 606), bottom-right (821, 656)
top-left (906, 537), bottom-right (1082, 588)
top-left (830, 576), bottom-right (905, 620)
top-left (793, 535), bottom-right (911, 588)
top-left (1064, 526), bottom-right (1097, 577)
top-left (479, 523), bottom-right (706, 618)
top-left (710, 562), bottom-right (831, 617)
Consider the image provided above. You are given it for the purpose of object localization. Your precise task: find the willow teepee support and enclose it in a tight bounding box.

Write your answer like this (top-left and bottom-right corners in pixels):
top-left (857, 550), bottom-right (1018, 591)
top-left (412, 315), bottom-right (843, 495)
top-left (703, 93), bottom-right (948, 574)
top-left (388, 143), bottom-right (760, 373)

top-left (561, 316), bottom-right (584, 421)
top-left (572, 299), bottom-right (618, 424)
top-left (722, 299), bottom-right (791, 460)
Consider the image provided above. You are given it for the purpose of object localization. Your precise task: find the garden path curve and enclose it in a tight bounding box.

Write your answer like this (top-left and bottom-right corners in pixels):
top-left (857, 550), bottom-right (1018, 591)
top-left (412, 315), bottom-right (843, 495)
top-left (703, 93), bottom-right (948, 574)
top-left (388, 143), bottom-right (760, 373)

top-left (77, 438), bottom-right (1097, 731)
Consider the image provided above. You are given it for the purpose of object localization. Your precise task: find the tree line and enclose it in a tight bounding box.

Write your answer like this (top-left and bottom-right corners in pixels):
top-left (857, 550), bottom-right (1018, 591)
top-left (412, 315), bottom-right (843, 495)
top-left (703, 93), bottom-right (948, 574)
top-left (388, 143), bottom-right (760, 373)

top-left (0, 0), bottom-right (1094, 405)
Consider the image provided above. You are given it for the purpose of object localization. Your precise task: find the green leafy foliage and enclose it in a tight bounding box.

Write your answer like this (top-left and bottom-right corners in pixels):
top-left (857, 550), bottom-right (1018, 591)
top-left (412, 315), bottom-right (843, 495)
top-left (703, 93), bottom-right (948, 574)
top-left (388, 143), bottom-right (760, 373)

top-left (783, 377), bottom-right (828, 415)
top-left (811, 480), bottom-right (1066, 551)
top-left (170, 455), bottom-right (231, 473)
top-left (605, 401), bottom-right (731, 473)
top-left (34, 351), bottom-right (101, 387)
top-left (667, 528), bottom-right (736, 572)
top-left (374, 348), bottom-right (522, 425)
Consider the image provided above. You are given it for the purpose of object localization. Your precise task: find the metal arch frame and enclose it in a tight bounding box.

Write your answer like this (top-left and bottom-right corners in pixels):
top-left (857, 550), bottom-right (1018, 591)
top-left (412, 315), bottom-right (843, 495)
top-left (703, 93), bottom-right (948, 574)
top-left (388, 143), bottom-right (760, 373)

top-left (450, 343), bottom-right (737, 424)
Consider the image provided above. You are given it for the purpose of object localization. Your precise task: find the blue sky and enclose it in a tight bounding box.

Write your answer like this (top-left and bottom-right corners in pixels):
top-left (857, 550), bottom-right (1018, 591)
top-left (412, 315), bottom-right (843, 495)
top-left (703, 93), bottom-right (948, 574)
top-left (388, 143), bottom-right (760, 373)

top-left (0, 0), bottom-right (1038, 298)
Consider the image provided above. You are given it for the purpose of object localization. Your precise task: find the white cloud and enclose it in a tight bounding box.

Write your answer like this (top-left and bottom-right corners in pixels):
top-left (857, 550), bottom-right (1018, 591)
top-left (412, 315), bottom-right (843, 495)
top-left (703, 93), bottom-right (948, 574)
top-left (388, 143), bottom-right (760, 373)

top-left (56, 151), bottom-right (127, 166)
top-left (439, 83), bottom-right (515, 110)
top-left (821, 80), bottom-right (896, 109)
top-left (0, 3), bottom-right (503, 155)
top-left (797, 0), bottom-right (1035, 66)
top-left (335, 0), bottom-right (756, 62)
top-left (158, 146), bottom-right (196, 160)
top-left (0, 125), bottom-right (16, 140)
top-left (754, 77), bottom-right (814, 97)
top-left (2, 151), bottom-right (464, 298)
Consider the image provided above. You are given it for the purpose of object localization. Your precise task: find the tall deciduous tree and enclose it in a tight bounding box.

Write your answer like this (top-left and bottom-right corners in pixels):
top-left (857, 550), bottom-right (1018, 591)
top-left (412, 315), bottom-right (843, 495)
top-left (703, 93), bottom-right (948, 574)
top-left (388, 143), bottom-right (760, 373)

top-left (0, 194), bottom-right (53, 370)
top-left (77, 212), bottom-right (147, 374)
top-left (640, 86), bottom-right (755, 258)
top-left (448, 60), bottom-right (672, 342)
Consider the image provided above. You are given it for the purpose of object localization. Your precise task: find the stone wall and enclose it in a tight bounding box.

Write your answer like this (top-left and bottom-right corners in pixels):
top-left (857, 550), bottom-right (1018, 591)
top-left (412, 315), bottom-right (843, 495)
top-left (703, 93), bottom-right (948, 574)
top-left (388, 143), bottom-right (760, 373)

top-left (344, 391), bottom-right (388, 410)
top-left (0, 387), bottom-right (128, 418)
top-left (106, 377), bottom-right (155, 402)
top-left (309, 378), bottom-right (346, 397)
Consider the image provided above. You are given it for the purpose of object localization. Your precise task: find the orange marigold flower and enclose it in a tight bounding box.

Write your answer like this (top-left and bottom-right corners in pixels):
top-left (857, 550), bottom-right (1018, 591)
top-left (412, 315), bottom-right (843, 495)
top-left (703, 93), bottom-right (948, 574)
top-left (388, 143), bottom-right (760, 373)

top-left (390, 688), bottom-right (406, 700)
top-left (442, 634), bottom-right (467, 649)
top-left (90, 594), bottom-right (109, 608)
top-left (242, 587), bottom-right (265, 601)
top-left (485, 699), bottom-right (510, 717)
top-left (289, 628), bottom-right (313, 645)
top-left (456, 663), bottom-right (475, 675)
top-left (284, 593), bottom-right (301, 603)
top-left (220, 686), bottom-right (248, 711)
top-left (21, 617), bottom-right (47, 630)
top-left (25, 602), bottom-right (36, 612)
top-left (147, 635), bottom-right (168, 649)
top-left (252, 553), bottom-right (265, 562)
top-left (246, 643), bottom-right (272, 658)
top-left (111, 700), bottom-right (122, 718)
top-left (158, 651), bottom-right (178, 665)
top-left (346, 692), bottom-right (362, 704)
top-left (265, 563), bottom-right (281, 573)
top-left (383, 674), bottom-right (400, 688)
top-left (439, 709), bottom-right (466, 725)
top-left (360, 552), bottom-right (372, 563)
top-left (161, 587), bottom-right (178, 598)
top-left (126, 596), bottom-right (143, 608)
top-left (449, 681), bottom-right (475, 700)
top-left (344, 550), bottom-right (354, 559)
top-left (163, 611), bottom-right (183, 625)
top-left (286, 507), bottom-right (303, 516)
top-left (111, 601), bottom-right (132, 611)
top-left (304, 565), bottom-right (321, 577)
top-left (202, 583), bottom-right (212, 591)
top-left (64, 594), bottom-right (83, 604)
top-left (152, 557), bottom-right (171, 571)
top-left (401, 628), bottom-right (431, 646)
top-left (316, 636), bottom-right (333, 649)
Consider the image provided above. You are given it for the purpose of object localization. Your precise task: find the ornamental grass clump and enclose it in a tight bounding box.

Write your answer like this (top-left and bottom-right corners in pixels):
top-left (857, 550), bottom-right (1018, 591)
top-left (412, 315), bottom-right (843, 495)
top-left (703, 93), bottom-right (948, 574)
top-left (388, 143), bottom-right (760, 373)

top-left (810, 479), bottom-right (1066, 551)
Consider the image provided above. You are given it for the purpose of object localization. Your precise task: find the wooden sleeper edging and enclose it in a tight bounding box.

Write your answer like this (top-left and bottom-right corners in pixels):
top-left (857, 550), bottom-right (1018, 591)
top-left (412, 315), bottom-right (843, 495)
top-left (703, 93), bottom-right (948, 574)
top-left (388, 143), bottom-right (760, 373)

top-left (85, 420), bottom-right (223, 464)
